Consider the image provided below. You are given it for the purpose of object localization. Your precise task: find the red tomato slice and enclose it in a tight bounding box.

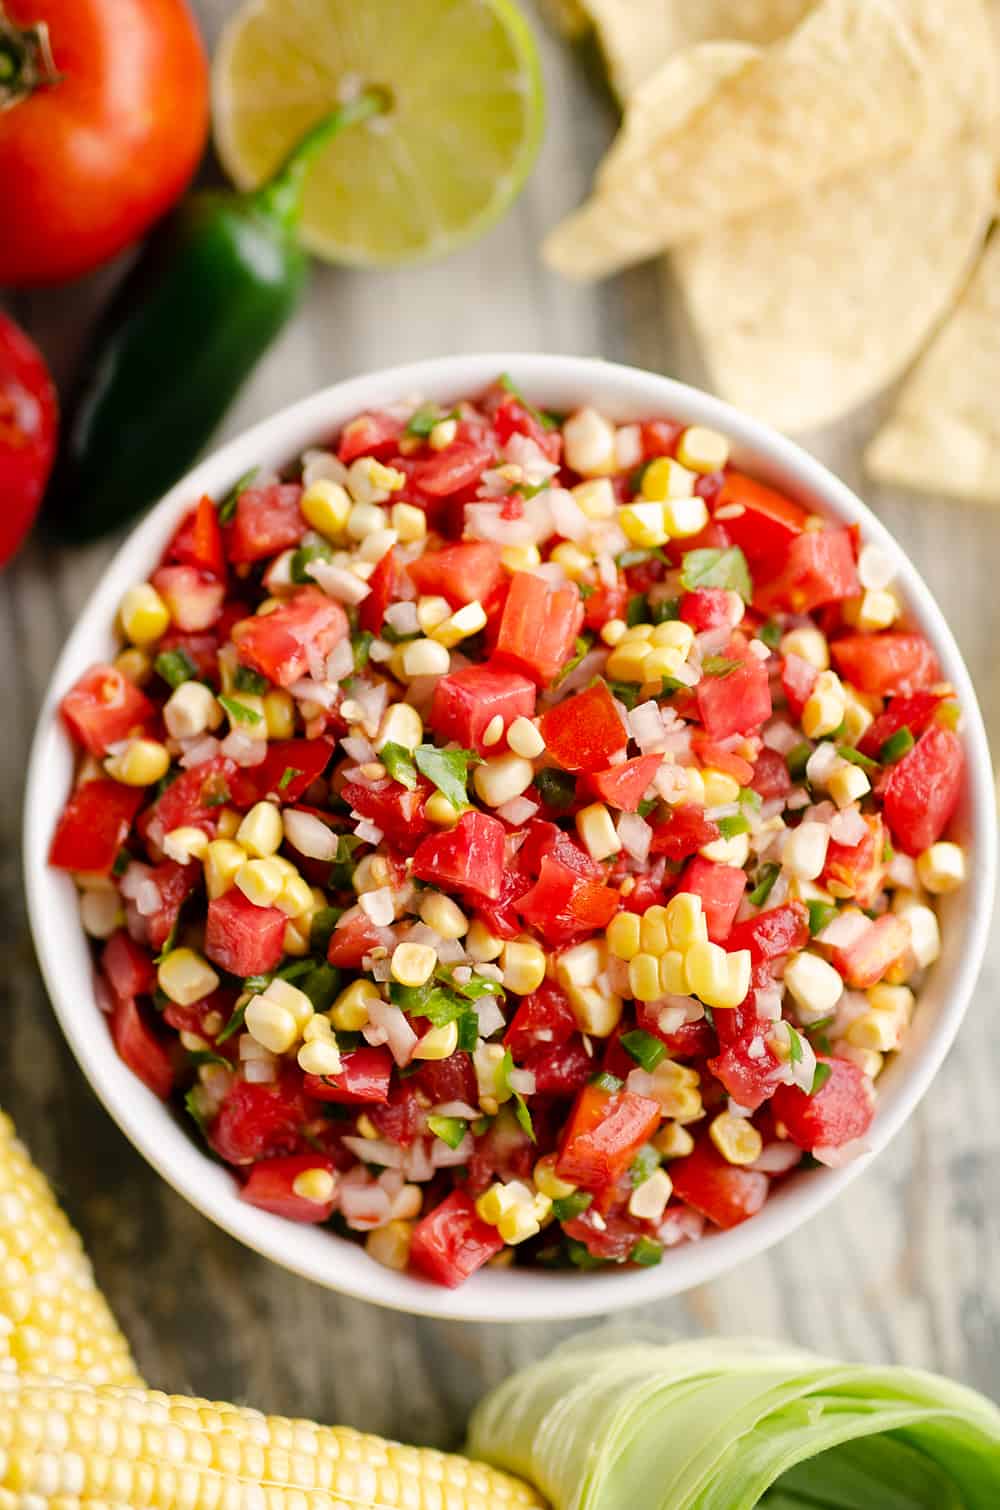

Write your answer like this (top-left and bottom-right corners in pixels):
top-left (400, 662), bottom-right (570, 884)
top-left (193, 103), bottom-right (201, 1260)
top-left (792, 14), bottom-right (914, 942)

top-left (303, 1048), bottom-right (393, 1104)
top-left (110, 995), bottom-right (174, 1100)
top-left (494, 573), bottom-right (584, 686)
top-left (859, 690), bottom-right (943, 759)
top-left (60, 664), bottom-right (154, 756)
top-left (649, 806), bottom-right (720, 861)
top-left (357, 545), bottom-right (398, 634)
top-left (749, 748), bottom-right (792, 801)
top-left (327, 909), bottom-right (387, 969)
top-left (412, 1052), bottom-right (479, 1108)
top-left (492, 393), bottom-right (562, 463)
top-left (204, 888), bottom-right (286, 977)
top-left (137, 755), bottom-right (234, 848)
top-left (102, 930), bottom-right (156, 1001)
top-left (830, 913), bottom-right (911, 988)
top-left (522, 1037), bottom-right (593, 1098)
top-left (504, 982), bottom-right (578, 1059)
top-left (49, 779), bottom-right (143, 873)
top-left (340, 778), bottom-right (431, 847)
top-left (226, 484), bottom-right (305, 563)
top-left (640, 419), bottom-right (683, 459)
top-left (337, 411), bottom-right (404, 463)
top-left (583, 581), bottom-right (629, 631)
top-left (430, 663), bottom-right (536, 753)
top-left (585, 754), bottom-right (663, 811)
top-left (689, 735), bottom-right (756, 787)
top-left (140, 858), bottom-right (199, 951)
top-left (822, 814), bottom-right (885, 907)
top-left (409, 1190), bottom-right (505, 1287)
top-left (695, 639), bottom-right (771, 740)
top-left (227, 738), bottom-right (333, 810)
top-left (240, 1154), bottom-right (338, 1223)
top-left (755, 528), bottom-right (859, 615)
top-left (411, 811), bottom-right (507, 900)
top-left (708, 1033), bottom-right (786, 1113)
top-left (670, 1136), bottom-right (769, 1229)
top-left (151, 564), bottom-right (226, 632)
top-left (726, 903), bottom-right (809, 964)
top-left (680, 588), bottom-right (733, 631)
top-left (881, 725), bottom-right (963, 855)
top-left (831, 632), bottom-right (939, 697)
top-left (167, 494), bottom-right (226, 579)
top-left (676, 857), bottom-right (746, 942)
top-left (555, 1084), bottom-right (662, 1192)
top-left (408, 540), bottom-right (503, 607)
top-left (411, 442), bottom-right (494, 499)
top-left (232, 588), bottom-right (348, 688)
top-left (539, 681), bottom-right (628, 773)
top-left (772, 1057), bottom-right (874, 1151)
top-left (208, 1072), bottom-right (311, 1165)
top-left (718, 472), bottom-right (808, 568)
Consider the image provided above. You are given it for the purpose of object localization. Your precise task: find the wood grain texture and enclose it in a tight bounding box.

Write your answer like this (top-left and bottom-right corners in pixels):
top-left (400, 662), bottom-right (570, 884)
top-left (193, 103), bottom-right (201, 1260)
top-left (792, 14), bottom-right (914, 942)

top-left (2, 0), bottom-right (997, 1450)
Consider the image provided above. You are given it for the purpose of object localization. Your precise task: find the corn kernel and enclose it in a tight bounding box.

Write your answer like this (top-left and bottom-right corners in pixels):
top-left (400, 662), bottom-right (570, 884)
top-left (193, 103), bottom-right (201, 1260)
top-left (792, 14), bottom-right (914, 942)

top-left (550, 542), bottom-right (594, 581)
top-left (916, 841), bottom-right (965, 894)
top-left (260, 688), bottom-right (295, 740)
top-left (423, 790), bottom-right (460, 827)
top-left (474, 752), bottom-right (535, 808)
top-left (892, 894), bottom-right (941, 968)
top-left (366, 1219), bottom-right (413, 1271)
top-left (835, 1041), bottom-right (885, 1079)
top-left (663, 494), bottom-right (710, 538)
top-left (652, 620), bottom-right (695, 653)
top-left (503, 939), bottom-right (547, 995)
top-left (646, 1060), bottom-right (702, 1120)
top-left (676, 766), bottom-right (707, 806)
top-left (498, 1198), bottom-right (547, 1246)
top-left (163, 681), bottom-right (220, 740)
top-left (415, 594), bottom-right (452, 633)
top-left (782, 821), bottom-right (830, 881)
top-left (710, 1111), bottom-right (763, 1166)
top-left (628, 952), bottom-right (662, 1002)
top-left (413, 1020), bottom-right (459, 1060)
top-left (869, 982), bottom-right (915, 1018)
top-left (802, 671), bottom-right (847, 740)
top-left (563, 407), bottom-right (616, 476)
top-left (605, 639), bottom-right (655, 682)
top-left (533, 1154), bottom-right (576, 1201)
top-left (620, 624), bottom-right (655, 643)
top-left (356, 1113), bottom-right (379, 1139)
top-left (290, 1168), bottom-right (336, 1204)
top-left (628, 1166), bottom-right (673, 1222)
top-left (391, 941), bottom-right (438, 988)
top-left (120, 583), bottom-right (170, 646)
top-left (431, 600), bottom-right (488, 647)
top-left (237, 802), bottom-right (283, 858)
top-left (349, 456), bottom-right (404, 503)
top-left (500, 543), bottom-right (542, 572)
top-left (114, 646), bottom-right (153, 685)
top-left (223, 692), bottom-right (265, 731)
top-left (418, 891), bottom-right (468, 939)
top-left (640, 456), bottom-right (695, 501)
top-left (619, 501), bottom-right (669, 549)
top-left (780, 627), bottom-right (829, 670)
top-left (215, 807), bottom-right (241, 840)
top-left (163, 825), bottom-right (210, 864)
top-left (607, 910), bottom-right (641, 961)
top-left (504, 716), bottom-right (543, 760)
top-left (301, 479), bottom-right (351, 538)
top-left (296, 1036), bottom-right (342, 1077)
top-left (685, 941), bottom-right (751, 1010)
top-left (567, 983), bottom-right (623, 1037)
top-left (783, 951), bottom-right (844, 1022)
top-left (653, 1121), bottom-right (695, 1159)
top-left (639, 905), bottom-right (670, 956)
top-left (601, 618), bottom-right (628, 647)
top-left (330, 979), bottom-right (380, 1031)
top-left (359, 527), bottom-right (399, 565)
top-left (643, 645), bottom-right (687, 680)
top-left (476, 1182), bottom-right (520, 1226)
top-left (846, 1010), bottom-right (901, 1052)
top-left (104, 739), bottom-right (170, 787)
top-left (659, 950), bottom-right (688, 995)
top-left (841, 687), bottom-right (876, 743)
top-left (576, 802), bottom-right (622, 861)
top-left (846, 588), bottom-right (900, 632)
top-left (264, 977), bottom-right (314, 1031)
top-left (701, 768), bottom-right (741, 806)
top-left (158, 948), bottom-right (219, 1007)
top-left (573, 477), bottom-right (617, 519)
top-left (557, 938), bottom-right (604, 989)
top-left (829, 762), bottom-right (870, 809)
top-left (245, 997), bottom-right (299, 1055)
top-left (390, 501), bottom-right (427, 543)
top-left (676, 425), bottom-right (730, 474)
top-left (666, 892), bottom-right (708, 950)
top-left (376, 702), bottom-right (423, 753)
top-left (275, 873), bottom-right (314, 919)
top-left (700, 831), bottom-right (750, 867)
top-left (204, 839), bottom-right (246, 898)
top-left (80, 888), bottom-right (124, 939)
top-left (401, 637), bottom-right (451, 678)
top-left (467, 918), bottom-right (504, 962)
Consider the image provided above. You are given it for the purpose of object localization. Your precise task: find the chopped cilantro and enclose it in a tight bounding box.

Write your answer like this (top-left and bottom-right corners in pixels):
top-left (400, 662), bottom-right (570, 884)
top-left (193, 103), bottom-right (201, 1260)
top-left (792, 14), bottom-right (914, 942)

top-left (298, 962), bottom-right (340, 1013)
top-left (567, 1239), bottom-right (605, 1270)
top-left (837, 744), bottom-right (879, 771)
top-left (759, 619), bottom-right (783, 650)
top-left (188, 1049), bottom-right (230, 1070)
top-left (810, 1061), bottom-right (833, 1096)
top-left (427, 1115), bottom-right (468, 1149)
top-left (621, 1029), bottom-right (667, 1072)
top-left (717, 813), bottom-right (751, 839)
top-left (879, 727), bottom-right (915, 764)
top-left (551, 1191), bottom-right (592, 1222)
top-left (184, 1087), bottom-right (209, 1134)
top-left (786, 1023), bottom-right (804, 1063)
top-left (405, 403), bottom-right (441, 437)
top-left (216, 466), bottom-right (259, 524)
top-left (628, 460), bottom-right (652, 494)
top-left (279, 766), bottom-right (303, 790)
top-left (630, 1236), bottom-right (663, 1267)
top-left (328, 834), bottom-right (363, 890)
top-left (701, 655), bottom-right (742, 678)
top-left (535, 767), bottom-right (577, 812)
top-left (555, 634), bottom-right (593, 684)
top-left (351, 630), bottom-right (374, 671)
top-left (440, 968), bottom-right (504, 1001)
top-left (807, 900), bottom-right (838, 936)
top-left (749, 863), bottom-right (780, 907)
top-left (153, 920), bottom-right (180, 965)
top-left (681, 545), bottom-right (753, 602)
top-left (216, 1000), bottom-right (248, 1044)
top-left (234, 664), bottom-right (270, 694)
top-left (414, 743), bottom-right (480, 809)
top-left (380, 741), bottom-right (418, 790)
top-left (308, 908), bottom-right (343, 954)
top-left (786, 742), bottom-right (812, 780)
top-left (218, 693), bottom-right (262, 726)
top-left (154, 648), bottom-right (197, 689)
top-left (607, 680), bottom-right (641, 710)
top-left (513, 1094), bottom-right (535, 1142)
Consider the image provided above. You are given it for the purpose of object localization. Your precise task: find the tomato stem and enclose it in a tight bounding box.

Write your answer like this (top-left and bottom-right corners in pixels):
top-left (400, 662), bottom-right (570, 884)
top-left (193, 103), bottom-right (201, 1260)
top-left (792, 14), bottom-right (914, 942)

top-left (0, 10), bottom-right (61, 109)
top-left (250, 87), bottom-right (391, 227)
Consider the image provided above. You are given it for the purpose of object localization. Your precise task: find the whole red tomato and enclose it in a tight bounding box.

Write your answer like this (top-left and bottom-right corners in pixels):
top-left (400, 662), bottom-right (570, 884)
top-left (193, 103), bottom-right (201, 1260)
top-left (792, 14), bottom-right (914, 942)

top-left (0, 313), bottom-right (58, 563)
top-left (0, 0), bottom-right (209, 286)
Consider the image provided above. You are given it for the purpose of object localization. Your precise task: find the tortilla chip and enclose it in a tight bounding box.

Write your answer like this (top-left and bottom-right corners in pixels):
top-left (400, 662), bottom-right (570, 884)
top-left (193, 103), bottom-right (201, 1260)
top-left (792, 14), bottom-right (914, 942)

top-left (544, 0), bottom-right (996, 282)
top-left (583, 0), bottom-right (815, 100)
top-left (865, 233), bottom-right (1000, 502)
top-left (672, 137), bottom-right (995, 434)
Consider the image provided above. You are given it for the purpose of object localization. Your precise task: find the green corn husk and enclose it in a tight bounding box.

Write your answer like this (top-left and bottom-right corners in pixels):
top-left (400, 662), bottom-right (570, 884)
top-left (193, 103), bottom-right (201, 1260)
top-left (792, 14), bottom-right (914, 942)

top-left (467, 1336), bottom-right (1000, 1509)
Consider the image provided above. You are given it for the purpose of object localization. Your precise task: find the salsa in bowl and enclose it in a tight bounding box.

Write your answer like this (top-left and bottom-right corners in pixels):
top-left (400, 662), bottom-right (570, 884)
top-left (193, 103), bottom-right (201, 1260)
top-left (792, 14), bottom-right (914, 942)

top-left (26, 355), bottom-right (994, 1320)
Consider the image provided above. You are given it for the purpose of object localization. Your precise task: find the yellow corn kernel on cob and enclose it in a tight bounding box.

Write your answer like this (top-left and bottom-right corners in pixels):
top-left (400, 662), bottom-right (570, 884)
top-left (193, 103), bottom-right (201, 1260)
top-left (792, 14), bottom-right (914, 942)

top-left (0, 1111), bottom-right (140, 1387)
top-left (0, 1372), bottom-right (545, 1509)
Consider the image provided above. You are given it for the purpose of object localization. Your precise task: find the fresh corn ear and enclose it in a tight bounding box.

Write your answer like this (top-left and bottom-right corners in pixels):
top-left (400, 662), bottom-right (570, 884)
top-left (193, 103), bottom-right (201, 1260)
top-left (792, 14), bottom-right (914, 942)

top-left (0, 1112), bottom-right (140, 1387)
top-left (0, 1373), bottom-right (545, 1509)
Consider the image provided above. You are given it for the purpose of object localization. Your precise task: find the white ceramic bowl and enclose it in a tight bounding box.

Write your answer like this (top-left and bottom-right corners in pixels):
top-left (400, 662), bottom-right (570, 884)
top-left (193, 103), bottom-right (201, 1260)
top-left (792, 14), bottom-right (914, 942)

top-left (24, 354), bottom-right (996, 1322)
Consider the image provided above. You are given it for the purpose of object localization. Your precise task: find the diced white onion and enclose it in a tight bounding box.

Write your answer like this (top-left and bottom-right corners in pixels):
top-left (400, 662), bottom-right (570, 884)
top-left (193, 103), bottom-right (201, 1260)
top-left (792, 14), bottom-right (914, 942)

top-left (763, 720), bottom-right (803, 755)
top-left (119, 862), bottom-right (153, 902)
top-left (402, 1141), bottom-right (435, 1181)
top-left (429, 1133), bottom-right (474, 1168)
top-left (221, 730), bottom-right (268, 766)
top-left (179, 735), bottom-right (221, 769)
top-left (548, 487), bottom-right (589, 541)
top-left (288, 677), bottom-right (340, 711)
top-left (342, 1137), bottom-right (405, 1170)
top-left (308, 559), bottom-right (371, 604)
top-left (384, 601), bottom-right (419, 636)
top-left (340, 1180), bottom-right (394, 1228)
top-left (830, 807), bottom-right (868, 846)
top-left (465, 497), bottom-right (553, 545)
top-left (496, 796), bottom-right (539, 826)
top-left (508, 1068), bottom-right (536, 1096)
top-left (243, 1059), bottom-right (278, 1084)
top-left (365, 998), bottom-right (418, 1066)
top-left (135, 880), bottom-right (162, 917)
top-left (812, 1136), bottom-right (870, 1169)
top-left (751, 1142), bottom-right (803, 1174)
top-left (503, 432), bottom-right (559, 481)
top-left (283, 808), bottom-right (339, 861)
top-left (474, 996), bottom-right (505, 1038)
top-left (629, 701), bottom-right (668, 753)
top-left (806, 742), bottom-right (841, 788)
top-left (302, 449), bottom-right (348, 486)
top-left (353, 818), bottom-right (384, 845)
top-left (548, 647), bottom-right (608, 699)
top-left (325, 638), bottom-right (355, 683)
top-left (431, 1101), bottom-right (480, 1119)
top-left (617, 811), bottom-right (652, 864)
top-left (341, 735), bottom-right (376, 763)
top-left (625, 1068), bottom-right (655, 1098)
top-left (817, 910), bottom-right (873, 950)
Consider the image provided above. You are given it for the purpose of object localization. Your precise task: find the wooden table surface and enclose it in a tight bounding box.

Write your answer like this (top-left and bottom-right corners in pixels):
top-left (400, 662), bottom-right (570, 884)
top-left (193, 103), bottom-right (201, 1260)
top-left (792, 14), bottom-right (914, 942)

top-left (3, 0), bottom-right (998, 1450)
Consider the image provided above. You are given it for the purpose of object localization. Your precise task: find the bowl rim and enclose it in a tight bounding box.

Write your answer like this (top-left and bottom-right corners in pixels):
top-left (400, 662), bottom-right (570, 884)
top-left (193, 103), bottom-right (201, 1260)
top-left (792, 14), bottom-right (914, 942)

top-left (24, 352), bottom-right (997, 1323)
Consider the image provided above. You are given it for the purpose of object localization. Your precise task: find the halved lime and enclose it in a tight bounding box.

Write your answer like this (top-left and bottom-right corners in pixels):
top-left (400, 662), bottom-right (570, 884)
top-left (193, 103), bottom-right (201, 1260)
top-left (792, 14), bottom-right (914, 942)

top-left (212, 0), bottom-right (545, 266)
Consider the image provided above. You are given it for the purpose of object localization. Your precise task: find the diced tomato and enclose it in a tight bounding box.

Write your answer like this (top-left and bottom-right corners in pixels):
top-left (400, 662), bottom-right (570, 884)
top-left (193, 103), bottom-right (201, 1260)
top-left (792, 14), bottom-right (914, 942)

top-left (409, 1190), bottom-right (505, 1288)
top-left (750, 747), bottom-right (792, 801)
top-left (636, 1003), bottom-right (715, 1060)
top-left (412, 1052), bottom-right (479, 1109)
top-left (429, 663), bottom-right (536, 753)
top-left (102, 930), bottom-right (156, 1002)
top-left (708, 1033), bottom-right (785, 1114)
top-left (555, 1084), bottom-right (662, 1192)
top-left (109, 995), bottom-right (174, 1100)
top-left (695, 639), bottom-right (771, 739)
top-left (327, 909), bottom-right (387, 968)
top-left (357, 545), bottom-right (398, 635)
top-left (756, 528), bottom-right (859, 616)
top-left (341, 778), bottom-right (431, 847)
top-left (492, 394), bottom-right (562, 463)
top-left (60, 664), bottom-right (154, 757)
top-left (208, 1071), bottom-right (310, 1165)
top-left (670, 1136), bottom-right (769, 1229)
top-left (303, 1048), bottom-right (393, 1104)
top-left (772, 1057), bottom-right (874, 1151)
top-left (689, 735), bottom-right (756, 787)
top-left (517, 820), bottom-right (600, 880)
top-left (226, 483), bottom-right (305, 563)
top-left (539, 682), bottom-right (628, 773)
top-left (781, 653), bottom-right (817, 718)
top-left (167, 494), bottom-right (226, 579)
top-left (240, 1154), bottom-right (338, 1222)
top-left (162, 986), bottom-right (236, 1043)
top-left (141, 859), bottom-right (200, 951)
top-left (232, 588), bottom-right (348, 687)
top-left (881, 725), bottom-right (964, 856)
top-left (718, 473), bottom-right (808, 569)
top-left (727, 902), bottom-right (809, 965)
top-left (473, 868), bottom-right (534, 941)
top-left (589, 755), bottom-right (664, 815)
top-left (680, 588), bottom-right (733, 632)
top-left (228, 738), bottom-right (333, 809)
top-left (859, 690), bottom-right (943, 759)
top-left (649, 806), bottom-right (720, 861)
top-left (582, 580), bottom-right (629, 631)
top-left (204, 889), bottom-right (286, 977)
top-left (676, 857), bottom-right (746, 942)
top-left (563, 1202), bottom-right (645, 1261)
top-left (830, 632), bottom-right (939, 697)
top-left (49, 780), bottom-right (143, 873)
top-left (151, 564), bottom-right (226, 632)
top-left (137, 755), bottom-right (233, 847)
top-left (515, 856), bottom-right (619, 947)
top-left (408, 541), bottom-right (504, 611)
top-left (494, 572), bottom-right (584, 685)
top-left (411, 810), bottom-right (506, 900)
top-left (514, 855), bottom-right (575, 928)
top-left (822, 813), bottom-right (885, 907)
top-left (566, 875), bottom-right (621, 930)
top-left (156, 629), bottom-right (219, 683)
top-left (524, 1037), bottom-right (593, 1098)
top-left (411, 442), bottom-right (494, 499)
top-left (640, 418), bottom-right (683, 459)
top-left (830, 913), bottom-right (911, 989)
top-left (504, 982), bottom-right (577, 1059)
top-left (337, 411), bottom-right (404, 463)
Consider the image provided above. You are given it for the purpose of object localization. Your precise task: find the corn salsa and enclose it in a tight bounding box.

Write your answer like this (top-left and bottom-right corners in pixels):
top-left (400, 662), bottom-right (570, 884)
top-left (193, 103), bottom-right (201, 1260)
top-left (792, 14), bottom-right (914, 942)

top-left (50, 379), bottom-right (967, 1287)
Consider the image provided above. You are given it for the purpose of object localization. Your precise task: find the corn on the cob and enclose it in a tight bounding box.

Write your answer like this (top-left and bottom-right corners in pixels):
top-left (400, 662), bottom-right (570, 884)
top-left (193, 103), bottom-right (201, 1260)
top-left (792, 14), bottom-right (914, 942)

top-left (0, 1373), bottom-right (544, 1508)
top-left (0, 1112), bottom-right (139, 1388)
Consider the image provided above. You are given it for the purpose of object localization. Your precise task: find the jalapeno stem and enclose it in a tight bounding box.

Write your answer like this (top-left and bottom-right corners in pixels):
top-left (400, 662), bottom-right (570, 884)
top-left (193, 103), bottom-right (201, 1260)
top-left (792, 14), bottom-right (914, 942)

top-left (252, 87), bottom-right (391, 226)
